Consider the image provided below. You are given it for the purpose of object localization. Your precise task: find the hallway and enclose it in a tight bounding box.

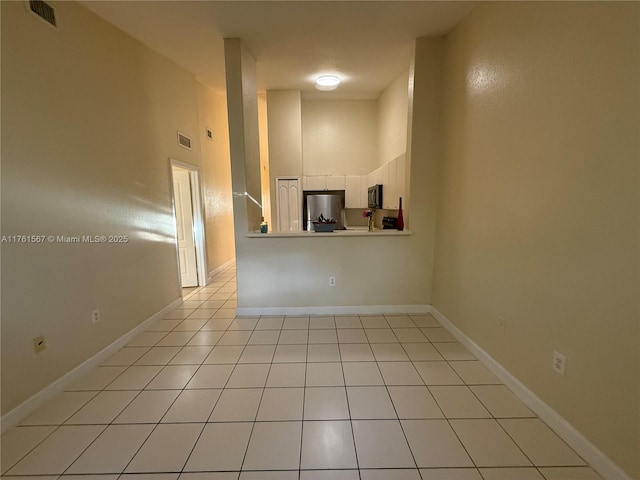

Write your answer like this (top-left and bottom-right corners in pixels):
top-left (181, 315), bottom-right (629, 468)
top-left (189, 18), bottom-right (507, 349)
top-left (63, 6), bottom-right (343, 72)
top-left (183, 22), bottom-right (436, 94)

top-left (1, 265), bottom-right (602, 479)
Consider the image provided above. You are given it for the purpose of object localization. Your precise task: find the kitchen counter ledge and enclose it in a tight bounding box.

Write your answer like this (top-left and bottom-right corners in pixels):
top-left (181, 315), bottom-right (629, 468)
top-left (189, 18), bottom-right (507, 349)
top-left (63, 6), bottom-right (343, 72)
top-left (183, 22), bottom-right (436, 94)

top-left (247, 229), bottom-right (412, 238)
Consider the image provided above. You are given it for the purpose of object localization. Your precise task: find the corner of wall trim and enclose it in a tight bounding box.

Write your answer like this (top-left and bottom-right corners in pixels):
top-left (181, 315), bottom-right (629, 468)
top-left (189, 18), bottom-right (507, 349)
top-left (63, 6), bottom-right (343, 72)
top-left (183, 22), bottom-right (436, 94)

top-left (236, 305), bottom-right (430, 316)
top-left (428, 306), bottom-right (633, 480)
top-left (0, 297), bottom-right (183, 433)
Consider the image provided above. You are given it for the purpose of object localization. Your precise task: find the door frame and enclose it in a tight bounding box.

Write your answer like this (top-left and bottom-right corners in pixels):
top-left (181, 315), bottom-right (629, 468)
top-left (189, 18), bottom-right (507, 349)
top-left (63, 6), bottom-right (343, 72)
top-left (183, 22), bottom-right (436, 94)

top-left (169, 159), bottom-right (208, 290)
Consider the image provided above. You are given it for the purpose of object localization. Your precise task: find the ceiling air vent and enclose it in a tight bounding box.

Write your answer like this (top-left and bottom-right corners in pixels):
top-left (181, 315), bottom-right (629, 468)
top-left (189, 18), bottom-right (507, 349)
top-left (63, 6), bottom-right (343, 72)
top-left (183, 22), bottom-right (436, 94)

top-left (177, 131), bottom-right (192, 150)
top-left (27, 0), bottom-right (57, 28)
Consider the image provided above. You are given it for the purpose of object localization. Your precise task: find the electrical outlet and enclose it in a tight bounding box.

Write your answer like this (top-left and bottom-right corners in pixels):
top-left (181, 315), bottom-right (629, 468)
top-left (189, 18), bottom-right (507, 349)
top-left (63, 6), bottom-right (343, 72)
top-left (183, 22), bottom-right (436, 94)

top-left (552, 351), bottom-right (566, 376)
top-left (91, 308), bottom-right (101, 324)
top-left (33, 335), bottom-right (46, 353)
top-left (329, 276), bottom-right (336, 287)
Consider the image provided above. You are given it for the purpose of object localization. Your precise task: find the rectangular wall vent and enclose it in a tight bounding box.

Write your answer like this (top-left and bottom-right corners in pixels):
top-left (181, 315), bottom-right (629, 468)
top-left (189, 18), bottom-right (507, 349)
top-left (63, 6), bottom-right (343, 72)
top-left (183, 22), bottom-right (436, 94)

top-left (205, 128), bottom-right (213, 141)
top-left (177, 131), bottom-right (192, 150)
top-left (27, 0), bottom-right (57, 28)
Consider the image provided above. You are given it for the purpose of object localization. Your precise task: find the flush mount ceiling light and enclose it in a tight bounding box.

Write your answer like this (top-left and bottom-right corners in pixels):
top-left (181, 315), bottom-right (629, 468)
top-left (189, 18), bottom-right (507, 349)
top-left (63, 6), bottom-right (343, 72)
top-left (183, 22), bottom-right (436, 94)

top-left (315, 75), bottom-right (341, 91)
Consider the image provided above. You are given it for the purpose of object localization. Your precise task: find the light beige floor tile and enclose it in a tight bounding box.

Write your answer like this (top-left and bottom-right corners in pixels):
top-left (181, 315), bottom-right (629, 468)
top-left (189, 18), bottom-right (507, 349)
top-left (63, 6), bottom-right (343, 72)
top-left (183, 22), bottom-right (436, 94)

top-left (342, 362), bottom-right (384, 386)
top-left (359, 316), bottom-right (389, 328)
top-left (20, 392), bottom-right (96, 426)
top-left (202, 318), bottom-right (234, 331)
top-left (156, 331), bottom-right (197, 347)
top-left (6, 425), bottom-right (104, 475)
top-left (433, 342), bottom-right (476, 360)
top-left (304, 387), bottom-right (349, 420)
top-left (210, 388), bottom-right (263, 422)
top-left (339, 343), bottom-right (375, 362)
top-left (361, 469), bottom-right (421, 479)
top-left (0, 426), bottom-right (56, 474)
top-left (300, 470), bottom-right (359, 480)
top-left (393, 328), bottom-right (428, 343)
top-left (66, 391), bottom-right (137, 424)
top-left (162, 389), bottom-right (222, 423)
top-left (413, 361), bottom-right (464, 385)
top-left (370, 343), bottom-right (409, 361)
top-left (352, 420), bottom-right (415, 468)
top-left (180, 300), bottom-right (205, 309)
top-left (273, 344), bottom-right (307, 363)
top-left (242, 421), bottom-right (301, 470)
top-left (187, 330), bottom-right (225, 346)
top-left (282, 316), bottom-right (309, 329)
top-left (239, 345), bottom-right (276, 363)
top-left (204, 345), bottom-right (245, 364)
top-left (105, 365), bottom-right (162, 390)
top-left (186, 365), bottom-right (234, 388)
top-left (266, 363), bottom-right (306, 387)
top-left (430, 386), bottom-right (491, 418)
top-left (240, 471), bottom-right (298, 479)
top-left (147, 319), bottom-right (182, 332)
top-left (65, 366), bottom-right (126, 391)
top-left (388, 386), bottom-right (444, 419)
top-left (402, 419), bottom-right (473, 467)
top-left (480, 467), bottom-right (545, 479)
top-left (378, 362), bottom-right (424, 385)
top-left (126, 331), bottom-right (167, 347)
top-left (255, 316), bottom-right (284, 330)
top-left (183, 311), bottom-right (215, 321)
top-left (163, 309), bottom-right (194, 320)
top-left (175, 319), bottom-right (209, 331)
top-left (101, 347), bottom-right (149, 366)
top-left (499, 419), bottom-right (585, 466)
top-left (450, 419), bottom-right (531, 467)
top-left (256, 388), bottom-right (304, 421)
top-left (212, 308), bottom-right (236, 318)
top-left (450, 361), bottom-right (501, 385)
top-left (471, 385), bottom-right (535, 418)
top-left (365, 328), bottom-right (398, 343)
top-left (114, 390), bottom-right (179, 423)
top-left (385, 315), bottom-right (416, 328)
top-left (307, 344), bottom-right (341, 362)
top-left (227, 318), bottom-right (259, 330)
top-left (347, 386), bottom-right (396, 419)
top-left (200, 300), bottom-right (226, 310)
top-left (217, 330), bottom-right (252, 346)
top-left (125, 423), bottom-right (202, 473)
top-left (226, 364), bottom-right (270, 388)
top-left (402, 343), bottom-right (444, 361)
top-left (59, 476), bottom-right (119, 480)
top-left (180, 473), bottom-right (235, 480)
top-left (421, 327), bottom-right (456, 342)
top-left (308, 329), bottom-right (338, 344)
top-left (146, 365), bottom-right (199, 389)
top-left (409, 314), bottom-right (440, 328)
top-left (170, 346), bottom-right (213, 364)
top-left (309, 317), bottom-right (336, 329)
top-left (66, 424), bottom-right (153, 474)
top-left (300, 420), bottom-right (357, 469)
top-left (335, 316), bottom-right (363, 329)
top-left (419, 468), bottom-right (483, 479)
top-left (538, 467), bottom-right (603, 479)
top-left (337, 329), bottom-right (368, 343)
top-left (278, 329), bottom-right (308, 344)
top-left (248, 330), bottom-right (280, 345)
top-left (306, 363), bottom-right (344, 386)
top-left (134, 347), bottom-right (181, 365)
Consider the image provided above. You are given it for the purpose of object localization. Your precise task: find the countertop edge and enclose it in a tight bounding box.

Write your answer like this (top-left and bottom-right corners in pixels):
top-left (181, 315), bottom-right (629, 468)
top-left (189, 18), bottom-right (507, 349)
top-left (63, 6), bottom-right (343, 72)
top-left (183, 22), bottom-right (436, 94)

top-left (246, 230), bottom-right (413, 238)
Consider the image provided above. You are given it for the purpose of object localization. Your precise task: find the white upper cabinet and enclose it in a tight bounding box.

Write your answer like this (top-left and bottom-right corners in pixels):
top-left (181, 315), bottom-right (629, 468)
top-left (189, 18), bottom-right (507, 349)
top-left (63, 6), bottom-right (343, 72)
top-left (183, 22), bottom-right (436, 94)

top-left (303, 175), bottom-right (345, 191)
top-left (345, 175), bottom-right (367, 208)
top-left (325, 175), bottom-right (346, 190)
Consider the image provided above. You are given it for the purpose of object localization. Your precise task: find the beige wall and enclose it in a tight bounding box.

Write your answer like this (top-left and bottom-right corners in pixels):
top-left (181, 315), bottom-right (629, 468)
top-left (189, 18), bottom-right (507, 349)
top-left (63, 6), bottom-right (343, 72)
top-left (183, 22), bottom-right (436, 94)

top-left (377, 70), bottom-right (409, 168)
top-left (0, 1), bottom-right (232, 415)
top-left (196, 83), bottom-right (235, 274)
top-left (302, 99), bottom-right (378, 176)
top-left (433, 3), bottom-right (639, 477)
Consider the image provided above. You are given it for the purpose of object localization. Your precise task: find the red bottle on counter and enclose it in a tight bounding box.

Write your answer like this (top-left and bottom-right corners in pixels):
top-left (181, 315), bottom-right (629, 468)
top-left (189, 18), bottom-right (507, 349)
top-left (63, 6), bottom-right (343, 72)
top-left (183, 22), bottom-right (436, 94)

top-left (397, 197), bottom-right (404, 231)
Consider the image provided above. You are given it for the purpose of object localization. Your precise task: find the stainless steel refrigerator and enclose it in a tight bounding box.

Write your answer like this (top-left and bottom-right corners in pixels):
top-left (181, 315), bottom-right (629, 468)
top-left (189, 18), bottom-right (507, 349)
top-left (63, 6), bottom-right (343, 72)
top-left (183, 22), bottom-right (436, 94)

top-left (304, 193), bottom-right (345, 231)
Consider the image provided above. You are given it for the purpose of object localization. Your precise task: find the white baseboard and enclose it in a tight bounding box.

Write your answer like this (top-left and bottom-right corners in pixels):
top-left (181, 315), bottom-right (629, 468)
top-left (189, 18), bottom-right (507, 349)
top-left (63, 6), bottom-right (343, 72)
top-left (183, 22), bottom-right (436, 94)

top-left (0, 297), bottom-right (183, 434)
top-left (236, 304), bottom-right (430, 316)
top-left (207, 259), bottom-right (235, 281)
top-left (429, 306), bottom-right (632, 480)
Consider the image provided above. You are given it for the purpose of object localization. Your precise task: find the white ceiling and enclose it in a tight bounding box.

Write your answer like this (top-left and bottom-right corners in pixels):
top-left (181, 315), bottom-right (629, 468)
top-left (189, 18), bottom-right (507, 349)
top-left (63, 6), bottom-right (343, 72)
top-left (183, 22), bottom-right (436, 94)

top-left (80, 1), bottom-right (475, 99)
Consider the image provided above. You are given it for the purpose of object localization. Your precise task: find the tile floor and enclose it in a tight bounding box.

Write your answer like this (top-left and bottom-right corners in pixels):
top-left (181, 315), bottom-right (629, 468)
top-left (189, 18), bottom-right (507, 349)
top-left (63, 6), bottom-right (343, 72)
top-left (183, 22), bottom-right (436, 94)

top-left (1, 265), bottom-right (603, 479)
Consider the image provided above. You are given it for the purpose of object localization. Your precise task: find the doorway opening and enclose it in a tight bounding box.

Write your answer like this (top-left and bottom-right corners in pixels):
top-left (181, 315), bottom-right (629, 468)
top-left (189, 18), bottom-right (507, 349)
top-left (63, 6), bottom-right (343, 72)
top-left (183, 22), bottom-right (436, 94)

top-left (170, 159), bottom-right (207, 289)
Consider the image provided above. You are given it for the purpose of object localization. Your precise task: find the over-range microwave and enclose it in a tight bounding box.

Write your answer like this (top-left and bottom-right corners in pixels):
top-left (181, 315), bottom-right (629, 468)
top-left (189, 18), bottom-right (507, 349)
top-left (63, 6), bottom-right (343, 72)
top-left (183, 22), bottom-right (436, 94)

top-left (368, 184), bottom-right (383, 209)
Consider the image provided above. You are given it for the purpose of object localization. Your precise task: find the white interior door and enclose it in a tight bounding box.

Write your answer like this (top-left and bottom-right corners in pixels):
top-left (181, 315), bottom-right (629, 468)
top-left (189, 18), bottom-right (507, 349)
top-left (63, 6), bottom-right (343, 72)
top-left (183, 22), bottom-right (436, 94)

top-left (277, 178), bottom-right (300, 232)
top-left (172, 166), bottom-right (198, 287)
